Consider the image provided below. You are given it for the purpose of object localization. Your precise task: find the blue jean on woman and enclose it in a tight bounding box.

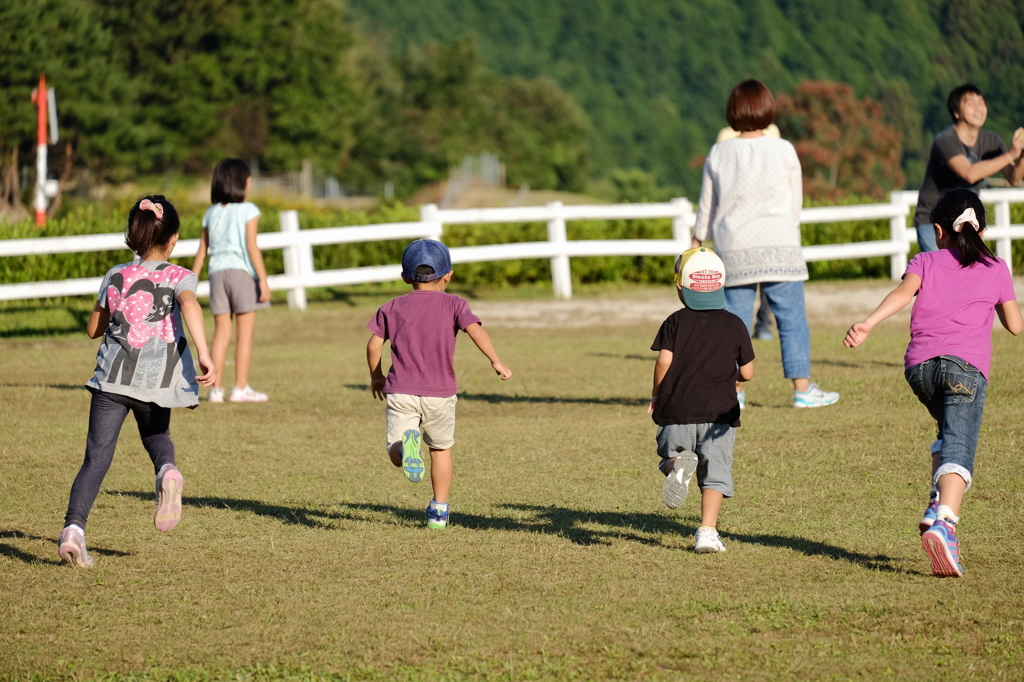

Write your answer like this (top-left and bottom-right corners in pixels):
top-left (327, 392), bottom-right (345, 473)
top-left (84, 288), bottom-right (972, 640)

top-left (904, 355), bottom-right (988, 490)
top-left (724, 281), bottom-right (811, 379)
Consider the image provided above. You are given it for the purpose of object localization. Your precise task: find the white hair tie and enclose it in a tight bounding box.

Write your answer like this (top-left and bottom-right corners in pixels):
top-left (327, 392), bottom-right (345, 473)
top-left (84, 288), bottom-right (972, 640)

top-left (952, 207), bottom-right (979, 233)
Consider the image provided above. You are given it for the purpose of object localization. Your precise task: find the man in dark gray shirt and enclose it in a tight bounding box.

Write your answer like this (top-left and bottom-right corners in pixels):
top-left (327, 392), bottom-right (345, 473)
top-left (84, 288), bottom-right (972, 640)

top-left (915, 84), bottom-right (1024, 251)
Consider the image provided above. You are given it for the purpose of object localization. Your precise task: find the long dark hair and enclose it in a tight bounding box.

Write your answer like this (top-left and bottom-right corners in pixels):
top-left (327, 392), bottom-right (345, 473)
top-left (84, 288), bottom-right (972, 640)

top-left (211, 158), bottom-right (250, 204)
top-left (929, 188), bottom-right (994, 267)
top-left (125, 195), bottom-right (180, 259)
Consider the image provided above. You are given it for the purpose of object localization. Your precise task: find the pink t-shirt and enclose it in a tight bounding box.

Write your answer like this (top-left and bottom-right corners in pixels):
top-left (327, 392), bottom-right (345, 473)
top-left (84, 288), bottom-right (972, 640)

top-left (904, 249), bottom-right (1016, 378)
top-left (367, 291), bottom-right (482, 398)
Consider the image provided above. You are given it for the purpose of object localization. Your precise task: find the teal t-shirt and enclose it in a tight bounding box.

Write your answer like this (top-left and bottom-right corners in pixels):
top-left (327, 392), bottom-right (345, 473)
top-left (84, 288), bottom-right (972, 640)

top-left (202, 202), bottom-right (261, 277)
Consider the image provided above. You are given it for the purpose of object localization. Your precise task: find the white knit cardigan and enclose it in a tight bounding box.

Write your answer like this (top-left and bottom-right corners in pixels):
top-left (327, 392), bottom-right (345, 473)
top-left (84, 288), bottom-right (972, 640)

top-left (693, 136), bottom-right (808, 287)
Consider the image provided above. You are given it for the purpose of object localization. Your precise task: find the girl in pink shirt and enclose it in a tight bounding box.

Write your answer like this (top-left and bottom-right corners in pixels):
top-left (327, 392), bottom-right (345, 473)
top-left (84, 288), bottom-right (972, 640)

top-left (844, 189), bottom-right (1022, 577)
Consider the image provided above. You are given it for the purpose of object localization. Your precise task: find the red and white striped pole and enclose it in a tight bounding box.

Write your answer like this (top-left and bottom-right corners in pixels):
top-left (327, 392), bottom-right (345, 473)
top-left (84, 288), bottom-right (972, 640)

top-left (30, 72), bottom-right (48, 226)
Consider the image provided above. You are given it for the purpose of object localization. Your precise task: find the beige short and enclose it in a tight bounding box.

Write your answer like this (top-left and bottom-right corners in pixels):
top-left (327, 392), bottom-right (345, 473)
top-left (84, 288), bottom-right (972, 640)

top-left (208, 268), bottom-right (269, 316)
top-left (385, 393), bottom-right (458, 452)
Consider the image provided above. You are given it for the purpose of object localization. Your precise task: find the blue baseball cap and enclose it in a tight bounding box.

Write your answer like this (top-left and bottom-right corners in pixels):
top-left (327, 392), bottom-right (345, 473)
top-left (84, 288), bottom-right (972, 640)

top-left (402, 239), bottom-right (452, 282)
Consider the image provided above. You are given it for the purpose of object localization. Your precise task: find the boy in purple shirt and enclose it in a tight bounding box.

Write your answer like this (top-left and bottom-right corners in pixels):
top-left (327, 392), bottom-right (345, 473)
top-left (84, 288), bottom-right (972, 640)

top-left (367, 239), bottom-right (512, 529)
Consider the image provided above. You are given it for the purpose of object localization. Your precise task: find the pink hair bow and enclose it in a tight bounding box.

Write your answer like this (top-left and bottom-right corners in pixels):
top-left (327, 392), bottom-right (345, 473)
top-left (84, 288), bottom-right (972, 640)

top-left (952, 207), bottom-right (978, 233)
top-left (139, 199), bottom-right (164, 220)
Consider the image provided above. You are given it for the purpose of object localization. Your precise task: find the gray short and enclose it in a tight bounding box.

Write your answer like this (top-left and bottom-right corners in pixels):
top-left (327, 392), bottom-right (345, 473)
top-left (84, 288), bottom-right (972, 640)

top-left (208, 268), bottom-right (269, 316)
top-left (656, 423), bottom-right (735, 497)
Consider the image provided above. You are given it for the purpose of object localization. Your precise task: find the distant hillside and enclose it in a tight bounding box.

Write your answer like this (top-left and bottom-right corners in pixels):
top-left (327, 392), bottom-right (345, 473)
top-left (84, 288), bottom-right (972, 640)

top-left (345, 0), bottom-right (1024, 196)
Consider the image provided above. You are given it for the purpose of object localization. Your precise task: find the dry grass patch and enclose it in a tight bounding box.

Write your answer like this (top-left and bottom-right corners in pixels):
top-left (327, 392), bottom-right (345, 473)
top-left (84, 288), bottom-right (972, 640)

top-left (2, 286), bottom-right (1023, 681)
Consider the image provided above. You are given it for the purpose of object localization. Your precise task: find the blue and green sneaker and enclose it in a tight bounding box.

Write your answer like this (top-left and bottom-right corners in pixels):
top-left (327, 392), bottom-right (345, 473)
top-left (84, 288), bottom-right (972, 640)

top-left (402, 429), bottom-right (424, 482)
top-left (426, 501), bottom-right (449, 529)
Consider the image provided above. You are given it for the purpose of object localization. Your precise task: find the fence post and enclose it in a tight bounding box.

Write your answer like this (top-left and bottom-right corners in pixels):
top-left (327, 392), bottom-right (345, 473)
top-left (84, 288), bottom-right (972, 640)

top-left (995, 199), bottom-right (1012, 274)
top-left (670, 197), bottom-right (693, 246)
top-left (889, 192), bottom-right (909, 281)
top-left (419, 203), bottom-right (444, 240)
top-left (279, 210), bottom-right (308, 311)
top-left (546, 200), bottom-right (572, 299)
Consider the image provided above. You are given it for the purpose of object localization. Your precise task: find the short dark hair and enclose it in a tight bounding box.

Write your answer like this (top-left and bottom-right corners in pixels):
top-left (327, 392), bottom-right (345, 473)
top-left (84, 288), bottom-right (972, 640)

top-left (947, 84), bottom-right (984, 122)
top-left (726, 80), bottom-right (776, 132)
top-left (929, 188), bottom-right (994, 267)
top-left (415, 265), bottom-right (435, 277)
top-left (211, 158), bottom-right (250, 204)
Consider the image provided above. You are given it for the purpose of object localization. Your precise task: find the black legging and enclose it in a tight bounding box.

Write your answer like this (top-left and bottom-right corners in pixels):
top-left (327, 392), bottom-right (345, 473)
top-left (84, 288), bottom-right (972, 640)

top-left (64, 388), bottom-right (176, 529)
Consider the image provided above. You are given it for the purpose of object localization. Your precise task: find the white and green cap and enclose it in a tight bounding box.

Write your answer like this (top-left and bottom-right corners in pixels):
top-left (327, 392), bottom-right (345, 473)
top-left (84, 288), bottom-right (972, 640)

top-left (674, 247), bottom-right (726, 310)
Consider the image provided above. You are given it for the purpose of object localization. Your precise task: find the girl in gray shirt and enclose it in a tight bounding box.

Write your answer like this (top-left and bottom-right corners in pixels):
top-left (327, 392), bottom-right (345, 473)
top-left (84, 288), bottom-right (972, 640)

top-left (59, 196), bottom-right (217, 568)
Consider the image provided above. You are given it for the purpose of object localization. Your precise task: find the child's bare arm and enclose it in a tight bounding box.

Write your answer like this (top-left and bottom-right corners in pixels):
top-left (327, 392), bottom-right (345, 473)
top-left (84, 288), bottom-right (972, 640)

top-left (366, 334), bottom-right (387, 400)
top-left (86, 301), bottom-right (110, 339)
top-left (464, 323), bottom-right (512, 380)
top-left (245, 217), bottom-right (271, 303)
top-left (996, 300), bottom-right (1023, 336)
top-left (178, 290), bottom-right (217, 386)
top-left (738, 361), bottom-right (754, 382)
top-left (647, 349), bottom-right (673, 414)
top-left (191, 228), bottom-right (209, 276)
top-left (844, 274), bottom-right (921, 348)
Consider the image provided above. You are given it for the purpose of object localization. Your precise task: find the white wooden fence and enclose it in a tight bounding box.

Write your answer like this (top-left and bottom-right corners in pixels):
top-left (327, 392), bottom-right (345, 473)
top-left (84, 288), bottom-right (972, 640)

top-left (2, 189), bottom-right (1023, 307)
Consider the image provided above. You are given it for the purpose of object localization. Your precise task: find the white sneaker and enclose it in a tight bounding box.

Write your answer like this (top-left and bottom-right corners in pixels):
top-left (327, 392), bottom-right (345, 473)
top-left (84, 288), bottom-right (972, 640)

top-left (662, 451), bottom-right (698, 509)
top-left (230, 385), bottom-right (268, 403)
top-left (207, 387), bottom-right (225, 403)
top-left (793, 384), bottom-right (839, 408)
top-left (694, 526), bottom-right (726, 553)
top-left (58, 524), bottom-right (94, 567)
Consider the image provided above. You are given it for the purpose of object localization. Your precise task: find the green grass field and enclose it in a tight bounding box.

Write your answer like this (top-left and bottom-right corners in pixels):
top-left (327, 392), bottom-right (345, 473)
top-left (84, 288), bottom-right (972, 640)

top-left (2, 286), bottom-right (1024, 681)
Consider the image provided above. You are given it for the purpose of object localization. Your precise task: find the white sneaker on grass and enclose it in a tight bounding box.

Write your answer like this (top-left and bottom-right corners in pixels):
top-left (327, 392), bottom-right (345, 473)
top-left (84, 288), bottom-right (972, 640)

top-left (58, 524), bottom-right (94, 568)
top-left (662, 451), bottom-right (698, 509)
top-left (207, 387), bottom-right (225, 403)
top-left (694, 526), bottom-right (726, 553)
top-left (793, 384), bottom-right (839, 408)
top-left (230, 385), bottom-right (268, 403)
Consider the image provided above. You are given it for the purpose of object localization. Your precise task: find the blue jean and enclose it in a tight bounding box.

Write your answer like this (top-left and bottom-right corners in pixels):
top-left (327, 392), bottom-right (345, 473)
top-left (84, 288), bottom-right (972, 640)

top-left (724, 281), bottom-right (811, 379)
top-left (905, 356), bottom-right (988, 490)
top-left (916, 223), bottom-right (938, 252)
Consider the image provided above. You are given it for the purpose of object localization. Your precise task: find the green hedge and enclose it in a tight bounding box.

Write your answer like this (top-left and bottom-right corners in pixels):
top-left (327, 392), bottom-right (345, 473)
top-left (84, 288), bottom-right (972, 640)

top-left (3, 200), bottom-right (1023, 295)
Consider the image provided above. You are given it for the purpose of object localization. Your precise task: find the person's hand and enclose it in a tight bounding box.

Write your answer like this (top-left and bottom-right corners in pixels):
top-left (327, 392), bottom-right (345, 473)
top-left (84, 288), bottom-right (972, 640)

top-left (843, 323), bottom-right (872, 348)
top-left (370, 374), bottom-right (386, 400)
top-left (196, 353), bottom-right (217, 386)
top-left (1010, 128), bottom-right (1024, 159)
top-left (258, 278), bottom-right (271, 303)
top-left (491, 361), bottom-right (512, 380)
top-left (647, 397), bottom-right (656, 414)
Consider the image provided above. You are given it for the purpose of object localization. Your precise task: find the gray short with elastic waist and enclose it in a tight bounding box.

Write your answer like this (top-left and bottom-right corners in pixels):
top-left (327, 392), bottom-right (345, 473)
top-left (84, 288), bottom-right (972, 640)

top-left (656, 423), bottom-right (735, 497)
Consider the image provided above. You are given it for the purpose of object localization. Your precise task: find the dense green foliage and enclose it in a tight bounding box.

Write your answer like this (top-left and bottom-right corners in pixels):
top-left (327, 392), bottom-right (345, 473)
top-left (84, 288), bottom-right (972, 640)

top-left (0, 0), bottom-right (590, 206)
top-left (346, 0), bottom-right (1024, 195)
top-left (5, 202), bottom-right (1023, 295)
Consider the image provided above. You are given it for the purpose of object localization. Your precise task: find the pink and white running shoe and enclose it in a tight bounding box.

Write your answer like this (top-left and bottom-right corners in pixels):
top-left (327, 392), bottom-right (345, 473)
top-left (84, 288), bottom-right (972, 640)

top-left (58, 524), bottom-right (94, 568)
top-left (155, 464), bottom-right (184, 532)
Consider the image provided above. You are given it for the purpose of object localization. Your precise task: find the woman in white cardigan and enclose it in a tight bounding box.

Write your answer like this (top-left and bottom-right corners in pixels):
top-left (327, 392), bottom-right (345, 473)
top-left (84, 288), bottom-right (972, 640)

top-left (693, 79), bottom-right (839, 409)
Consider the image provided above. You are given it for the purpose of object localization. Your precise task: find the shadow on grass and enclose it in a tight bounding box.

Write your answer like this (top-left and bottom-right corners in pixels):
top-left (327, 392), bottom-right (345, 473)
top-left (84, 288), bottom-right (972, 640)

top-left (0, 383), bottom-right (87, 391)
top-left (0, 529), bottom-right (131, 565)
top-left (343, 383), bottom-right (647, 407)
top-left (587, 352), bottom-right (651, 361)
top-left (105, 494), bottom-right (911, 573)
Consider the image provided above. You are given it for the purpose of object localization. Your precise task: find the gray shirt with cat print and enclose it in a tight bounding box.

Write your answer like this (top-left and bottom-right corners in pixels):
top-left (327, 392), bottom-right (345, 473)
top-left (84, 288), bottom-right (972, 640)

top-left (86, 260), bottom-right (200, 408)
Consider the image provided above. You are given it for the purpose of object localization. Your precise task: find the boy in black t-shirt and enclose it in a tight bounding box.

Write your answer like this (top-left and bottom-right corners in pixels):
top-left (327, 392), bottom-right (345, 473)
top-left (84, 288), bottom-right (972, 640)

top-left (648, 247), bottom-right (755, 553)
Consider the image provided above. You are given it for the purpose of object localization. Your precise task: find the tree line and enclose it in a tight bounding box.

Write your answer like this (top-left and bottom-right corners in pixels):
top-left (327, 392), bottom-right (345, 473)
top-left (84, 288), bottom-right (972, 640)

top-left (0, 0), bottom-right (590, 219)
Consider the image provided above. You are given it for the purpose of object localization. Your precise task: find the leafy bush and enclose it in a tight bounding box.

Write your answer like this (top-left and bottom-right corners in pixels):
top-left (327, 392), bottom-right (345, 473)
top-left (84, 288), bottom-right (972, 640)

top-left (3, 199), bottom-right (1021, 299)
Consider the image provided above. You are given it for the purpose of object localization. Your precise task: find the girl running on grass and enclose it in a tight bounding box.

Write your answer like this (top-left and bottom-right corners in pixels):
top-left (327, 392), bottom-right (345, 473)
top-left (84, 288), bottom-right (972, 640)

top-left (844, 188), bottom-right (1022, 577)
top-left (59, 196), bottom-right (217, 567)
top-left (192, 158), bottom-right (271, 403)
